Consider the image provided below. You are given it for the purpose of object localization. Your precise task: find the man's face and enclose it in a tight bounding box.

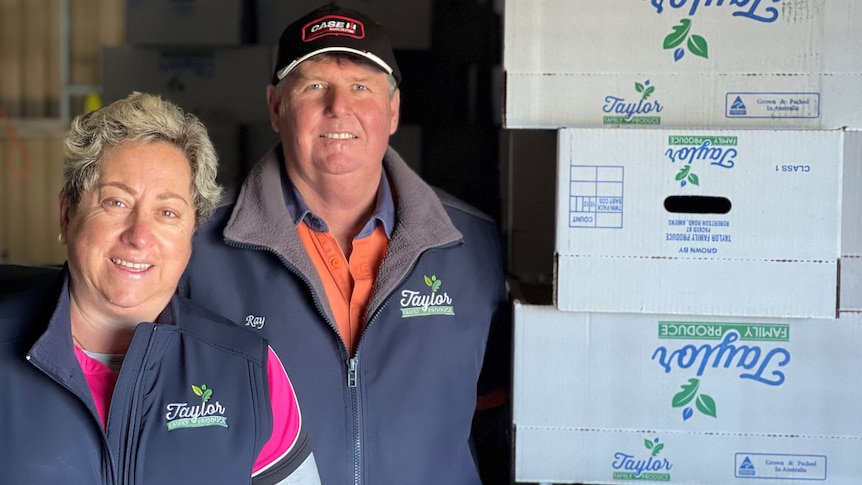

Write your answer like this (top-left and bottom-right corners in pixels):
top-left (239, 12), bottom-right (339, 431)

top-left (60, 141), bottom-right (196, 323)
top-left (268, 56), bottom-right (400, 185)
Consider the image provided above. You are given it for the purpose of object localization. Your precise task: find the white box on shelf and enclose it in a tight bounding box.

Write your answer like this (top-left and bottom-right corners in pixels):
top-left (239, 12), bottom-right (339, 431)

top-left (504, 0), bottom-right (862, 129)
top-left (513, 302), bottom-right (862, 484)
top-left (553, 128), bottom-right (861, 318)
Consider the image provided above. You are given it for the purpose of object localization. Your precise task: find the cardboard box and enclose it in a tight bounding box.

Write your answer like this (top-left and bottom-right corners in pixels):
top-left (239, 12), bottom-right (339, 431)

top-left (240, 121), bottom-right (279, 171)
top-left (197, 119), bottom-right (241, 189)
top-left (839, 135), bottom-right (862, 313)
top-left (503, 0), bottom-right (862, 129)
top-left (126, 0), bottom-right (253, 46)
top-left (553, 128), bottom-right (861, 318)
top-left (513, 302), bottom-right (862, 484)
top-left (102, 46), bottom-right (272, 124)
top-left (256, 0), bottom-right (432, 50)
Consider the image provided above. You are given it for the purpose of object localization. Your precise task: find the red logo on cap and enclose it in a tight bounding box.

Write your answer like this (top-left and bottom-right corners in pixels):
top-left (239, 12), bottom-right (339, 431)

top-left (303, 15), bottom-right (366, 42)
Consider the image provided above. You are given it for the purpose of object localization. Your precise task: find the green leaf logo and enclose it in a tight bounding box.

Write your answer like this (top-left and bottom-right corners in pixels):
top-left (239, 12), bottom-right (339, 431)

top-left (634, 80), bottom-right (656, 100)
top-left (672, 378), bottom-right (716, 420)
top-left (663, 18), bottom-right (709, 62)
top-left (167, 74), bottom-right (186, 93)
top-left (671, 378), bottom-right (699, 407)
top-left (192, 384), bottom-right (213, 403)
top-left (687, 34), bottom-right (709, 58)
top-left (644, 437), bottom-right (665, 457)
top-left (663, 19), bottom-right (692, 50)
top-left (424, 275), bottom-right (442, 293)
top-left (696, 394), bottom-right (717, 418)
top-left (674, 165), bottom-right (700, 187)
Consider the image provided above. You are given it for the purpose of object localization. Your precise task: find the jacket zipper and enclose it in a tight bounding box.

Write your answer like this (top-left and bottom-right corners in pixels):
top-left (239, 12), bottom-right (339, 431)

top-left (121, 325), bottom-right (158, 484)
top-left (228, 240), bottom-right (367, 484)
top-left (27, 354), bottom-right (117, 484)
top-left (344, 246), bottom-right (455, 485)
top-left (347, 356), bottom-right (358, 388)
top-left (226, 239), bottom-right (459, 485)
top-left (346, 356), bottom-right (361, 485)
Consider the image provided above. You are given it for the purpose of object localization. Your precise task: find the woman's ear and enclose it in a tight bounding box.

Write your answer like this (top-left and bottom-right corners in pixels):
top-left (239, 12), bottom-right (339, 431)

top-left (58, 192), bottom-right (71, 244)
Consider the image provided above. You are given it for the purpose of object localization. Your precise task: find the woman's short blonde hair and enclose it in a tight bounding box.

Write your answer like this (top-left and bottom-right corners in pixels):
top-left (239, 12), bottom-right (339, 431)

top-left (61, 91), bottom-right (223, 226)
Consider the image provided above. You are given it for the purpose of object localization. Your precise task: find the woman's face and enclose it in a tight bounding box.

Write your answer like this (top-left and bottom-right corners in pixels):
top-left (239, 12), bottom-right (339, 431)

top-left (60, 141), bottom-right (195, 324)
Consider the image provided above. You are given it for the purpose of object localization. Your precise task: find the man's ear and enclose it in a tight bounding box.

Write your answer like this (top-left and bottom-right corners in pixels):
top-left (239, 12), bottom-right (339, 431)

top-left (389, 88), bottom-right (401, 135)
top-left (266, 84), bottom-right (281, 134)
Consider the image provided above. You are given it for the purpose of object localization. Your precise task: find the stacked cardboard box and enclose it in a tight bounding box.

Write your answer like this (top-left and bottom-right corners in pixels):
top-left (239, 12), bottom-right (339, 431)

top-left (102, 0), bottom-right (276, 189)
top-left (503, 1), bottom-right (862, 483)
top-left (504, 0), bottom-right (862, 130)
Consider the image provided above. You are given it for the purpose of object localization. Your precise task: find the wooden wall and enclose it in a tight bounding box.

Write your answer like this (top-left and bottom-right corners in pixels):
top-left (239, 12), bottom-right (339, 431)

top-left (0, 0), bottom-right (124, 264)
top-left (0, 130), bottom-right (66, 264)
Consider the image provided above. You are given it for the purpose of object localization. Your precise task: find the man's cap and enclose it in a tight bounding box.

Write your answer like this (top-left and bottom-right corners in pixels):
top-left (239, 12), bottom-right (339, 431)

top-left (271, 4), bottom-right (401, 86)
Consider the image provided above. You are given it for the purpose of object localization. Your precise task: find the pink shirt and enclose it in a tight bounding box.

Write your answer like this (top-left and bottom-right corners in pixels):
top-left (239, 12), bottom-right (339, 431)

top-left (74, 345), bottom-right (301, 475)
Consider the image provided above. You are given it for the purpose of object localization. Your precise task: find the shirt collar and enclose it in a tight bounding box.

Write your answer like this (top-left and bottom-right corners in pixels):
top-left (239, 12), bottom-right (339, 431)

top-left (280, 163), bottom-right (395, 240)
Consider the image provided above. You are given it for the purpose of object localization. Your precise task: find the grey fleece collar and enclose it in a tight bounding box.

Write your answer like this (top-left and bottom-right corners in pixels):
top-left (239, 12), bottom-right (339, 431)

top-left (223, 144), bottom-right (463, 325)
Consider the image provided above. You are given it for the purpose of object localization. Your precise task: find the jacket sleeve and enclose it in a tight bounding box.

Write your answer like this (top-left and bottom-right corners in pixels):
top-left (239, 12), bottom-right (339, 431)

top-left (252, 347), bottom-right (321, 485)
top-left (472, 228), bottom-right (513, 485)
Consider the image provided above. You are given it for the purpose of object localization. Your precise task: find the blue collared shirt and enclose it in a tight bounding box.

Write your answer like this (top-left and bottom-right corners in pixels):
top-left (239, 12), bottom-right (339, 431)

top-left (280, 166), bottom-right (395, 240)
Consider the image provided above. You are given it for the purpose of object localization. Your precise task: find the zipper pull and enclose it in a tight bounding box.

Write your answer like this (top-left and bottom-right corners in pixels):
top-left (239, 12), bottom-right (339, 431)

top-left (347, 357), bottom-right (358, 388)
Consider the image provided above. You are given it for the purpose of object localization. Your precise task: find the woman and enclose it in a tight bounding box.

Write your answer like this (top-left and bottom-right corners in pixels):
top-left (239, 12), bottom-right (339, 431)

top-left (0, 92), bottom-right (320, 484)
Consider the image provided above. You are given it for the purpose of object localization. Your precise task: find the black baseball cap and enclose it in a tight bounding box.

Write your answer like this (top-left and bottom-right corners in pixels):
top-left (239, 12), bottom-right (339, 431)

top-left (271, 4), bottom-right (401, 86)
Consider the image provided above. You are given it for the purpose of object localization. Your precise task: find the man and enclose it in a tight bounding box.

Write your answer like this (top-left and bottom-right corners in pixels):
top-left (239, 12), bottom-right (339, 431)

top-left (180, 5), bottom-right (510, 484)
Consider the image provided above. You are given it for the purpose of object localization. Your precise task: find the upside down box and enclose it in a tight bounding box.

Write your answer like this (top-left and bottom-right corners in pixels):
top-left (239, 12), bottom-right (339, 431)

top-left (102, 46), bottom-right (272, 124)
top-left (554, 128), bottom-right (862, 318)
top-left (126, 0), bottom-right (254, 46)
top-left (503, 0), bottom-right (862, 129)
top-left (513, 302), bottom-right (862, 484)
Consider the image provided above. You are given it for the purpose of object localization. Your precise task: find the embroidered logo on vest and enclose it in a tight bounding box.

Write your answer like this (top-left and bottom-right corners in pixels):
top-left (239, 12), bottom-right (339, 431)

top-left (399, 275), bottom-right (455, 318)
top-left (165, 384), bottom-right (229, 431)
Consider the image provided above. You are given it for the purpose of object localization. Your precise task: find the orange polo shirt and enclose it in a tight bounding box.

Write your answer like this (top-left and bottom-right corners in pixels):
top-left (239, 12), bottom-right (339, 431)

top-left (297, 223), bottom-right (388, 355)
top-left (286, 168), bottom-right (394, 356)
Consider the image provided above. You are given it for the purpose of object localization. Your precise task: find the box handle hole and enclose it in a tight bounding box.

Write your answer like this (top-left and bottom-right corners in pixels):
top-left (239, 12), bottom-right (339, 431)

top-left (664, 196), bottom-right (731, 214)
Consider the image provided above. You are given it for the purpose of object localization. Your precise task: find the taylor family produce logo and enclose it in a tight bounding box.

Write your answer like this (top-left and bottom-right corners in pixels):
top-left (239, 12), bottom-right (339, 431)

top-left (652, 322), bottom-right (790, 421)
top-left (662, 18), bottom-right (708, 62)
top-left (400, 275), bottom-right (455, 318)
top-left (612, 437), bottom-right (673, 481)
top-left (603, 80), bottom-right (663, 125)
top-left (165, 384), bottom-right (229, 431)
top-left (644, 0), bottom-right (782, 62)
top-left (665, 135), bottom-right (737, 187)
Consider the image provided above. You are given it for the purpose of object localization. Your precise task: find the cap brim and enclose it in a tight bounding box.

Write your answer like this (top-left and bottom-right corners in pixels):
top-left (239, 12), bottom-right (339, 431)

top-left (275, 47), bottom-right (395, 82)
